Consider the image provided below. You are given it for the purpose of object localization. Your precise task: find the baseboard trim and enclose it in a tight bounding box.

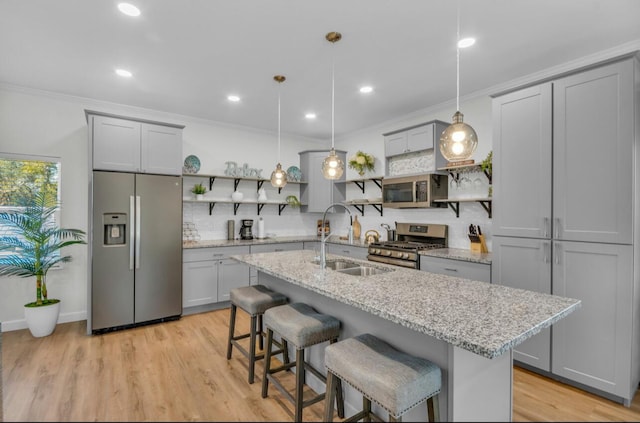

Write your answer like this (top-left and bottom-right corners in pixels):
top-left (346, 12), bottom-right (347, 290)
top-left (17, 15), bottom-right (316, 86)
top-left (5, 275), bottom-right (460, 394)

top-left (1, 310), bottom-right (87, 332)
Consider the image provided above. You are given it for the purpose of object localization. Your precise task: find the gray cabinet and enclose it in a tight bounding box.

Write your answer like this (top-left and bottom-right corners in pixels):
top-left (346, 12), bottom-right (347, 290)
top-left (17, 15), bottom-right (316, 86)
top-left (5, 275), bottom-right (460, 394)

top-left (491, 56), bottom-right (640, 405)
top-left (87, 111), bottom-right (184, 175)
top-left (383, 120), bottom-right (449, 168)
top-left (326, 243), bottom-right (368, 260)
top-left (552, 241), bottom-right (633, 399)
top-left (182, 246), bottom-right (250, 309)
top-left (493, 60), bottom-right (633, 243)
top-left (298, 150), bottom-right (346, 213)
top-left (491, 237), bottom-right (551, 371)
top-left (420, 255), bottom-right (491, 283)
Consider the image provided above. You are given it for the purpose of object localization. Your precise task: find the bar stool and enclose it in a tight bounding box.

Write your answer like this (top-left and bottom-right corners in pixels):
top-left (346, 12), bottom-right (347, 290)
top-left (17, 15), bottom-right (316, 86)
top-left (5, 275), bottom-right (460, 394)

top-left (262, 302), bottom-right (345, 422)
top-left (226, 284), bottom-right (288, 384)
top-left (324, 333), bottom-right (442, 422)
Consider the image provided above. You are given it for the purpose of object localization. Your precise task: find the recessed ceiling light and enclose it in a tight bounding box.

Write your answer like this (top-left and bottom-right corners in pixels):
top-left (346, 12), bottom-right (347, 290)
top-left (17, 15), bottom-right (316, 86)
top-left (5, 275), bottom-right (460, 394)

top-left (115, 68), bottom-right (132, 78)
top-left (359, 86), bottom-right (373, 94)
top-left (117, 3), bottom-right (140, 17)
top-left (305, 113), bottom-right (316, 119)
top-left (227, 95), bottom-right (240, 102)
top-left (457, 37), bottom-right (476, 48)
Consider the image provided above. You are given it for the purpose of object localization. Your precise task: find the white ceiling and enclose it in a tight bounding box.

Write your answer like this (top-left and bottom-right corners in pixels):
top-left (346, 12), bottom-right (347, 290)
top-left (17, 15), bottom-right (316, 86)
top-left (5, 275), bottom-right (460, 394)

top-left (2, 0), bottom-right (639, 141)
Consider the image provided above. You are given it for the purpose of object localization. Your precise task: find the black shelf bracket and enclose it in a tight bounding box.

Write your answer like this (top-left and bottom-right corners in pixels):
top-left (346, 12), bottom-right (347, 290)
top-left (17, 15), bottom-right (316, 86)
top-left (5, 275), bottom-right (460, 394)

top-left (278, 204), bottom-right (287, 215)
top-left (478, 200), bottom-right (492, 218)
top-left (257, 203), bottom-right (265, 215)
top-left (446, 201), bottom-right (460, 218)
top-left (371, 204), bottom-right (383, 216)
top-left (354, 181), bottom-right (366, 193)
top-left (208, 202), bottom-right (215, 215)
top-left (483, 170), bottom-right (492, 184)
top-left (233, 203), bottom-right (241, 215)
top-left (233, 179), bottom-right (241, 191)
top-left (257, 180), bottom-right (264, 191)
top-left (208, 176), bottom-right (216, 191)
top-left (351, 203), bottom-right (383, 217)
top-left (372, 179), bottom-right (382, 189)
top-left (353, 204), bottom-right (364, 215)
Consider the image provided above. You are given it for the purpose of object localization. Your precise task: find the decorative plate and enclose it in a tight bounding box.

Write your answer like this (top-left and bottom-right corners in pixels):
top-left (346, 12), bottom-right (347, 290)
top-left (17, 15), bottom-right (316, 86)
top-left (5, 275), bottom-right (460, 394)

top-left (183, 155), bottom-right (201, 174)
top-left (286, 165), bottom-right (302, 182)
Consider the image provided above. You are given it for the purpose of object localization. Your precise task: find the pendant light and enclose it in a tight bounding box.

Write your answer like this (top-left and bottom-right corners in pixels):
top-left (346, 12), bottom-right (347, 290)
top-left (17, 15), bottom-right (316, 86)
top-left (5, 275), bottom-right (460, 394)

top-left (439, 3), bottom-right (478, 164)
top-left (270, 75), bottom-right (288, 188)
top-left (322, 31), bottom-right (344, 180)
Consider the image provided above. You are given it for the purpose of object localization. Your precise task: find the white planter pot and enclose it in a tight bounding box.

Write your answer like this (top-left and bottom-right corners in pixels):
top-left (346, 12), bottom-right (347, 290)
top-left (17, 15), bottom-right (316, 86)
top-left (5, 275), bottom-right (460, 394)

top-left (195, 194), bottom-right (204, 201)
top-left (24, 301), bottom-right (60, 337)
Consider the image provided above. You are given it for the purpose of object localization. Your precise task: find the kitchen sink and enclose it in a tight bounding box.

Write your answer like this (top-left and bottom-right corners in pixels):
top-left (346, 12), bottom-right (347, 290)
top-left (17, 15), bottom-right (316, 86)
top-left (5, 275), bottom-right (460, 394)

top-left (311, 258), bottom-right (394, 276)
top-left (336, 265), bottom-right (394, 276)
top-left (311, 258), bottom-right (360, 271)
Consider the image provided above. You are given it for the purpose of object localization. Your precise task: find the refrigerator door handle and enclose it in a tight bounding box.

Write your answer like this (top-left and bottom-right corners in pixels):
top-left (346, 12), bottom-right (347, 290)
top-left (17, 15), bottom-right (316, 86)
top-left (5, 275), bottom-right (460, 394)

top-left (543, 217), bottom-right (550, 238)
top-left (554, 218), bottom-right (560, 239)
top-left (129, 195), bottom-right (135, 270)
top-left (543, 241), bottom-right (550, 263)
top-left (135, 195), bottom-right (141, 269)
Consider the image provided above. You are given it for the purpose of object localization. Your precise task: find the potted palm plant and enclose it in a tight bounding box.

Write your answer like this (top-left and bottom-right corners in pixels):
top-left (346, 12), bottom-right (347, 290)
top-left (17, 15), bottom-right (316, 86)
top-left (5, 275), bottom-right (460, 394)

top-left (0, 189), bottom-right (86, 337)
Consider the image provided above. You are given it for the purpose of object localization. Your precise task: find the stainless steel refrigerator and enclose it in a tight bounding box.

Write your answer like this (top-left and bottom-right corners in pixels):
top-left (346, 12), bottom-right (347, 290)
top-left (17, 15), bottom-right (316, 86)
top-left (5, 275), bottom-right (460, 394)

top-left (90, 171), bottom-right (182, 333)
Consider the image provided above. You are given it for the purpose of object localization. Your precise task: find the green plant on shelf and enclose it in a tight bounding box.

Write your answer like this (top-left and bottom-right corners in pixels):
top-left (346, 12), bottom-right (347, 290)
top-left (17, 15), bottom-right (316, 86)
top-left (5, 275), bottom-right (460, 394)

top-left (191, 183), bottom-right (207, 195)
top-left (480, 150), bottom-right (492, 175)
top-left (348, 151), bottom-right (375, 176)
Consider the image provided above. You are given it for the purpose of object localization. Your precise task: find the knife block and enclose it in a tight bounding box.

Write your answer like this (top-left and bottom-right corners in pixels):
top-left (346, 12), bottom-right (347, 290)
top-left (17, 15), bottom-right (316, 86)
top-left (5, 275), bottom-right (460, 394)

top-left (470, 234), bottom-right (488, 253)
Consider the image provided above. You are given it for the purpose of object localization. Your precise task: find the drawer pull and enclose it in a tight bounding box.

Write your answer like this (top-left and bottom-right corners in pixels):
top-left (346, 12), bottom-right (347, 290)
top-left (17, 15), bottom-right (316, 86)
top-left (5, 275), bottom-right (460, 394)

top-left (444, 267), bottom-right (458, 272)
top-left (212, 253), bottom-right (224, 257)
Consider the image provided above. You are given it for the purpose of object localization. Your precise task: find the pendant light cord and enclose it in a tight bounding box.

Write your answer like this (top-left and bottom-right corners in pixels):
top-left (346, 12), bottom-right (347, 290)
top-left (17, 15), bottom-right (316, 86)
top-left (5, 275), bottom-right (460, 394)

top-left (456, 0), bottom-right (460, 112)
top-left (331, 45), bottom-right (335, 149)
top-left (277, 84), bottom-right (281, 162)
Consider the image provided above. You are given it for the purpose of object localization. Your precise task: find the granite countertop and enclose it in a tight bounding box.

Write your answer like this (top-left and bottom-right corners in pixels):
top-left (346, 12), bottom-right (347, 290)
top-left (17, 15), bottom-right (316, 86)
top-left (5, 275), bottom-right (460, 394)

top-left (420, 248), bottom-right (492, 265)
top-left (230, 250), bottom-right (580, 359)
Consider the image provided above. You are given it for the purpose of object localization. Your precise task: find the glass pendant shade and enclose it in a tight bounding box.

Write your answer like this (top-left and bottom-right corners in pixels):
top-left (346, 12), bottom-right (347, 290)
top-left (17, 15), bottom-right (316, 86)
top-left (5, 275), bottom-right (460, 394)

top-left (270, 162), bottom-right (287, 188)
top-left (322, 147), bottom-right (344, 179)
top-left (439, 111), bottom-right (478, 162)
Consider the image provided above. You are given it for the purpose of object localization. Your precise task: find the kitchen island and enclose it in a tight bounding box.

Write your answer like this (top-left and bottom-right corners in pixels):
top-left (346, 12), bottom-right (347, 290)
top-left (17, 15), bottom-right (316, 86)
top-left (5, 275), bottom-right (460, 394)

top-left (231, 249), bottom-right (580, 422)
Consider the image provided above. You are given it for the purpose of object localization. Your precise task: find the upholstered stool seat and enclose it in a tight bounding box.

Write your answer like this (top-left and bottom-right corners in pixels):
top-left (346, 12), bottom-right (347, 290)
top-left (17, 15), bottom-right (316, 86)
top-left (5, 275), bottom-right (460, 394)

top-left (324, 333), bottom-right (442, 422)
top-left (226, 284), bottom-right (288, 384)
top-left (262, 302), bottom-right (344, 422)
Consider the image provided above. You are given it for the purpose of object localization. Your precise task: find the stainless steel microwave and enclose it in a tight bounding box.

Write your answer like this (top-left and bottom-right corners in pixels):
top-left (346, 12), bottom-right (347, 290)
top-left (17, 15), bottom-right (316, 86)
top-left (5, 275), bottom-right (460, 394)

top-left (382, 174), bottom-right (448, 208)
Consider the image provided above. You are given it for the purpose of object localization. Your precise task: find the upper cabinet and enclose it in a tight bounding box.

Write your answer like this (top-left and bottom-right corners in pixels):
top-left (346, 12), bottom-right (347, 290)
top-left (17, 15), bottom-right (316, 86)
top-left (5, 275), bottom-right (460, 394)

top-left (383, 120), bottom-right (449, 168)
top-left (86, 110), bottom-right (184, 175)
top-left (298, 150), bottom-right (346, 213)
top-left (492, 57), bottom-right (634, 243)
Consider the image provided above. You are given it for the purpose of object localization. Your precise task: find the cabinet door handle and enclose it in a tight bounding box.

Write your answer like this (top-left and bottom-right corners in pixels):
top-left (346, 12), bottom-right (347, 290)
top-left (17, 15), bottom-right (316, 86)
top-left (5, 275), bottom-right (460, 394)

top-left (554, 242), bottom-right (560, 265)
top-left (543, 217), bottom-right (550, 238)
top-left (554, 218), bottom-right (560, 239)
top-left (543, 242), bottom-right (550, 264)
top-left (444, 267), bottom-right (458, 272)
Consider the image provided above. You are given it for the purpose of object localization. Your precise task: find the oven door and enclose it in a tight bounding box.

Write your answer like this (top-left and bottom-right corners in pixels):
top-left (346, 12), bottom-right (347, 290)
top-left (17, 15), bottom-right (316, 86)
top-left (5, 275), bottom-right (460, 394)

top-left (367, 253), bottom-right (418, 269)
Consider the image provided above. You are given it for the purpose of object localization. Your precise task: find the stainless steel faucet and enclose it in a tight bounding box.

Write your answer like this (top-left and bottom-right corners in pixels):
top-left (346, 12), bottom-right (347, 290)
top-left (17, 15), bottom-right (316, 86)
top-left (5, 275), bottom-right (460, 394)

top-left (320, 202), bottom-right (353, 269)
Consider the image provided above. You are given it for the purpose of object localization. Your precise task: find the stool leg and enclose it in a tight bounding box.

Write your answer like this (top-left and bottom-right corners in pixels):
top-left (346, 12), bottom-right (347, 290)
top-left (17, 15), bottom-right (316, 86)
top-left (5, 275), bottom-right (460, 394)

top-left (226, 304), bottom-right (237, 360)
top-left (295, 348), bottom-right (305, 422)
top-left (329, 338), bottom-right (345, 419)
top-left (323, 371), bottom-right (337, 422)
top-left (363, 397), bottom-right (372, 422)
top-left (282, 338), bottom-right (290, 366)
top-left (257, 314), bottom-right (264, 351)
top-left (248, 314), bottom-right (258, 384)
top-left (261, 328), bottom-right (274, 398)
top-left (427, 394), bottom-right (440, 422)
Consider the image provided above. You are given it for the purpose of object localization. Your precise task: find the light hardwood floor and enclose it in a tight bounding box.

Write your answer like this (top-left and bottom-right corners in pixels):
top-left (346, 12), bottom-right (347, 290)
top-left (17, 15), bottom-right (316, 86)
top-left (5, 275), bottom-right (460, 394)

top-left (2, 309), bottom-right (640, 422)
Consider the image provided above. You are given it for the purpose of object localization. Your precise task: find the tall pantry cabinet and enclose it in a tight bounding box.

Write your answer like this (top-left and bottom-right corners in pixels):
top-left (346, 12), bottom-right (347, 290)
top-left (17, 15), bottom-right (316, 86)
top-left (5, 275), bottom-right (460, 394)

top-left (491, 54), bottom-right (640, 406)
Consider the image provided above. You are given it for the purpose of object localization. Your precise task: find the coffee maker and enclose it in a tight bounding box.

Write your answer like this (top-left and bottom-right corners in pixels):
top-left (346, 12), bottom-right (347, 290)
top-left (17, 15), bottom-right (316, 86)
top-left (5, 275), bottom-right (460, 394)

top-left (239, 219), bottom-right (254, 240)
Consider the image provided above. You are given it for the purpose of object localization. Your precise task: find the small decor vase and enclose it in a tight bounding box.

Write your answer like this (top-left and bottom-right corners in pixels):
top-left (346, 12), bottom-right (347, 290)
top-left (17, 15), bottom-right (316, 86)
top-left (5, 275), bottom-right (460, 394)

top-left (231, 191), bottom-right (243, 202)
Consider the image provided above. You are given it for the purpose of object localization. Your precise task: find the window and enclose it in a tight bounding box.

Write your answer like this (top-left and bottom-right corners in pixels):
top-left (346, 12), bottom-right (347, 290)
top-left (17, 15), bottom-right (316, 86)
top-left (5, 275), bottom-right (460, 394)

top-left (0, 154), bottom-right (61, 257)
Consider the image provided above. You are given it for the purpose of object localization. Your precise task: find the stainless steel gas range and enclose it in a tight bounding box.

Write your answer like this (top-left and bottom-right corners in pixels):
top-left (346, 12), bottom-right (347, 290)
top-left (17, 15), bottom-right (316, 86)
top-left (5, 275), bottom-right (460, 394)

top-left (367, 222), bottom-right (448, 269)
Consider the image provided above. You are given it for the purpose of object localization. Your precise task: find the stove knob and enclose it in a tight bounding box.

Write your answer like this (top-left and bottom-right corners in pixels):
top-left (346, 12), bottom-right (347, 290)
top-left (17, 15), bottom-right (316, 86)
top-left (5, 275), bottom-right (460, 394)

top-left (395, 252), bottom-right (402, 258)
top-left (384, 251), bottom-right (392, 256)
